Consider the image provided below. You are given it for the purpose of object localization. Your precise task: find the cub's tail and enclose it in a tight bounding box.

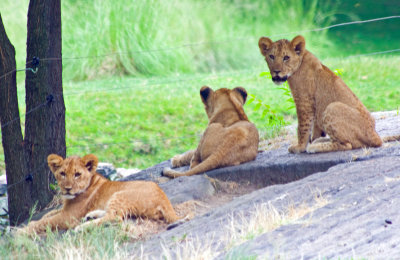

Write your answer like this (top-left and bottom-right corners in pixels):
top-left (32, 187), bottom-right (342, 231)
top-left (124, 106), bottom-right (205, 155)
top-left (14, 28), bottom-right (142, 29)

top-left (382, 135), bottom-right (400, 142)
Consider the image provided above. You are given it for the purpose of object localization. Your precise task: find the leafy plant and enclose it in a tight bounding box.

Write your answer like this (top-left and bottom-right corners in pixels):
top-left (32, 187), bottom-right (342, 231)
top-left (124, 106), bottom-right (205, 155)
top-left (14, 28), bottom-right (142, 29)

top-left (259, 71), bottom-right (295, 110)
top-left (247, 93), bottom-right (286, 127)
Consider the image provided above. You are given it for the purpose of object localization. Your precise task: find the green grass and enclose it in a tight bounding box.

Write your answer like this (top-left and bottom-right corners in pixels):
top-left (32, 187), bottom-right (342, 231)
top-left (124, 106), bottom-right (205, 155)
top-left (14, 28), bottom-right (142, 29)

top-left (0, 225), bottom-right (134, 259)
top-left (0, 0), bottom-right (400, 257)
top-left (63, 68), bottom-right (293, 169)
top-left (2, 0), bottom-right (336, 81)
top-left (0, 55), bottom-right (399, 172)
top-left (64, 56), bottom-right (400, 169)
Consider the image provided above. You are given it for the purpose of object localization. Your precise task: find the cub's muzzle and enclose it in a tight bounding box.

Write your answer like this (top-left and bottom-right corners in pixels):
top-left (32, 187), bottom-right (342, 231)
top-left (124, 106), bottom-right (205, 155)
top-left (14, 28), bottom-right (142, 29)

top-left (272, 75), bottom-right (288, 84)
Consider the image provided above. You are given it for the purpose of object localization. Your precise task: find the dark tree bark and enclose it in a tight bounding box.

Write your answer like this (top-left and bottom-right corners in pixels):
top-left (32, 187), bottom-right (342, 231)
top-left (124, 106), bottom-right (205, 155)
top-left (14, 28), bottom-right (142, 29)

top-left (0, 0), bottom-right (65, 225)
top-left (0, 14), bottom-right (31, 225)
top-left (24, 0), bottom-right (65, 220)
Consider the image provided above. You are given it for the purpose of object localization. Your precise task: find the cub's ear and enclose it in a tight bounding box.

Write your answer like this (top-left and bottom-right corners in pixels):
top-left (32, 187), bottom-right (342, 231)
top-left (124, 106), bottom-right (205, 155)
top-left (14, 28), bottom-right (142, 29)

top-left (48, 154), bottom-right (64, 173)
top-left (200, 86), bottom-right (213, 104)
top-left (233, 87), bottom-right (248, 104)
top-left (81, 154), bottom-right (98, 173)
top-left (258, 37), bottom-right (273, 56)
top-left (291, 35), bottom-right (305, 56)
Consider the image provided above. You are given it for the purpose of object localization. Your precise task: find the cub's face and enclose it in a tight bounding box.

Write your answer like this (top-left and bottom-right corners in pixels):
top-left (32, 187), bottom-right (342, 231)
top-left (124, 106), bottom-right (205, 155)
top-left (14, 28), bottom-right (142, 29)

top-left (258, 35), bottom-right (306, 85)
top-left (47, 154), bottom-right (98, 199)
top-left (200, 86), bottom-right (248, 121)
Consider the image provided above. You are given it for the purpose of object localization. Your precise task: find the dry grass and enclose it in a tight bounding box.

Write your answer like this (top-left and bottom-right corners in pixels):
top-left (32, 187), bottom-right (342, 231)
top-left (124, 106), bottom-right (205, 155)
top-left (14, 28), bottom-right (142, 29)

top-left (258, 126), bottom-right (297, 151)
top-left (225, 193), bottom-right (328, 249)
top-left (159, 192), bottom-right (328, 259)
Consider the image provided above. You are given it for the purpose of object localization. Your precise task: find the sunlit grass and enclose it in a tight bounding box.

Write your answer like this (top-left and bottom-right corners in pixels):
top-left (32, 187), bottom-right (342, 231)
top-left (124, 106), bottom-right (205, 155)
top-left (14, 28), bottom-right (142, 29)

top-left (0, 56), bottom-right (399, 172)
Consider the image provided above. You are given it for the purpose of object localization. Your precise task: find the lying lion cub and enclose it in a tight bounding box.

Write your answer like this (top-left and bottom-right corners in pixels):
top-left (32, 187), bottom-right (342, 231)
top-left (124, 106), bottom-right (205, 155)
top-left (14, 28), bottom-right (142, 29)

top-left (163, 86), bottom-right (259, 178)
top-left (20, 154), bottom-right (179, 234)
top-left (258, 35), bottom-right (400, 153)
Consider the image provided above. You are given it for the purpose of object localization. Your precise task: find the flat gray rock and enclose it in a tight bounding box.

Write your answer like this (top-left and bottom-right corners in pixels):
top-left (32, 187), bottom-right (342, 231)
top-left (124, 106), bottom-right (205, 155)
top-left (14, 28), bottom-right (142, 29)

top-left (159, 175), bottom-right (215, 204)
top-left (122, 112), bottom-right (400, 189)
top-left (132, 153), bottom-right (400, 259)
top-left (121, 112), bottom-right (400, 258)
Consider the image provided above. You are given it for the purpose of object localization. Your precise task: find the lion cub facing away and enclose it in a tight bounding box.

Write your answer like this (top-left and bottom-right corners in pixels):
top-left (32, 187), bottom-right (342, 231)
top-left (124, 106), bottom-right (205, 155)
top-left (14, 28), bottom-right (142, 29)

top-left (20, 154), bottom-right (179, 234)
top-left (258, 35), bottom-right (399, 154)
top-left (163, 86), bottom-right (259, 178)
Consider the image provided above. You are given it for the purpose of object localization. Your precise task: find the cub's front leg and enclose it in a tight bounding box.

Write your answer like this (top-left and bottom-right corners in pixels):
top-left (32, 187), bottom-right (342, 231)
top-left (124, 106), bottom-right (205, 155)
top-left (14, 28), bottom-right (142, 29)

top-left (289, 101), bottom-right (314, 153)
top-left (19, 211), bottom-right (80, 235)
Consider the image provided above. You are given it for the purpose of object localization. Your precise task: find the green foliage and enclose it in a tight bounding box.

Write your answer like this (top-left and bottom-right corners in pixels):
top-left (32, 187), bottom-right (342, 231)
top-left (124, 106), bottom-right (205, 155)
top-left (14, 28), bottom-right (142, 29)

top-left (2, 0), bottom-right (336, 81)
top-left (247, 93), bottom-right (287, 127)
top-left (259, 71), bottom-right (295, 109)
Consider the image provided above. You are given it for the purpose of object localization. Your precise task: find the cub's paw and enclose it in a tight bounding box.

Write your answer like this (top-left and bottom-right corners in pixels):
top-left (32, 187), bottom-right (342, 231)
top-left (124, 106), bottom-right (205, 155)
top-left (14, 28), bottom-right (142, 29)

top-left (306, 144), bottom-right (319, 154)
top-left (288, 144), bottom-right (306, 154)
top-left (162, 168), bottom-right (183, 178)
top-left (15, 226), bottom-right (31, 236)
top-left (171, 155), bottom-right (183, 168)
top-left (74, 221), bottom-right (93, 232)
top-left (15, 221), bottom-right (40, 236)
top-left (83, 210), bottom-right (106, 221)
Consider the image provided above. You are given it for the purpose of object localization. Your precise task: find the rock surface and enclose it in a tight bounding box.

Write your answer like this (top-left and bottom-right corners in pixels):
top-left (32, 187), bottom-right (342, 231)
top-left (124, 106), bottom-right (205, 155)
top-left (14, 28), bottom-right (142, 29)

top-left (159, 175), bottom-right (215, 204)
top-left (120, 112), bottom-right (400, 259)
top-left (134, 154), bottom-right (400, 259)
top-left (122, 112), bottom-right (400, 189)
top-left (226, 156), bottom-right (400, 259)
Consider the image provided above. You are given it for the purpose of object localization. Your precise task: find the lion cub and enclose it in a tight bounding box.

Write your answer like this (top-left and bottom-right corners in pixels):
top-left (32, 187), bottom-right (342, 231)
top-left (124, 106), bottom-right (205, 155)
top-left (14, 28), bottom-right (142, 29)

top-left (163, 86), bottom-right (259, 178)
top-left (258, 35), bottom-right (399, 153)
top-left (20, 154), bottom-right (179, 234)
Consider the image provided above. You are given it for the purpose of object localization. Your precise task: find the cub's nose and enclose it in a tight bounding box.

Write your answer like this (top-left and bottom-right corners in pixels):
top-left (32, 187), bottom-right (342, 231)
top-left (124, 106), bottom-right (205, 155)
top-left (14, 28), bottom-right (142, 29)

top-left (65, 187), bottom-right (72, 193)
top-left (273, 70), bottom-right (281, 75)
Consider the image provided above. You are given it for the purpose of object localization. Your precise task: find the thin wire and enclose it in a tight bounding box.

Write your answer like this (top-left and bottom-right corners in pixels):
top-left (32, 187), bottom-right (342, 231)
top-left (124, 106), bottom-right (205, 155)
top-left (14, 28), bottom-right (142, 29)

top-left (0, 102), bottom-right (47, 129)
top-left (269, 16), bottom-right (400, 38)
top-left (62, 69), bottom-right (256, 96)
top-left (1, 45), bottom-right (400, 130)
top-left (345, 48), bottom-right (400, 59)
top-left (6, 133), bottom-right (199, 190)
top-left (67, 134), bottom-right (198, 150)
top-left (6, 161), bottom-right (48, 191)
top-left (37, 15), bottom-right (400, 62)
top-left (0, 60), bottom-right (33, 81)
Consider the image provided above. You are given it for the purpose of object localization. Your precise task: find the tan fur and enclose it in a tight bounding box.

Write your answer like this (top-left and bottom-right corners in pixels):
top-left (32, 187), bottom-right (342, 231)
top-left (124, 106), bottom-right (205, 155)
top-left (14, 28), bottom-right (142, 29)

top-left (163, 86), bottom-right (259, 178)
top-left (258, 35), bottom-right (399, 153)
top-left (20, 154), bottom-right (179, 234)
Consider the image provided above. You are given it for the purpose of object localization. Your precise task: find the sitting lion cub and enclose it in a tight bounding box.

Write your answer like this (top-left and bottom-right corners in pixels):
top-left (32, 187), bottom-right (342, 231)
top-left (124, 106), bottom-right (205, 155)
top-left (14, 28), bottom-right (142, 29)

top-left (20, 154), bottom-right (179, 234)
top-left (258, 35), bottom-right (400, 153)
top-left (163, 86), bottom-right (259, 178)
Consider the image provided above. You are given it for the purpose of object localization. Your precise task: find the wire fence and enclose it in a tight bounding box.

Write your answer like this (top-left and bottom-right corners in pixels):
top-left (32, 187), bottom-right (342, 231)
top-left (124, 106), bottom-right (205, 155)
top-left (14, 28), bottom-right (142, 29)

top-left (1, 15), bottom-right (400, 190)
top-left (1, 15), bottom-right (400, 81)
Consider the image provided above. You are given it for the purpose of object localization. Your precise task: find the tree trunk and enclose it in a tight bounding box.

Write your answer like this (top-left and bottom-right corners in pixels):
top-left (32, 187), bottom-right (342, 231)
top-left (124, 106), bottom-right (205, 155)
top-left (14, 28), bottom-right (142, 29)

top-left (0, 14), bottom-right (31, 225)
top-left (24, 0), bottom-right (65, 219)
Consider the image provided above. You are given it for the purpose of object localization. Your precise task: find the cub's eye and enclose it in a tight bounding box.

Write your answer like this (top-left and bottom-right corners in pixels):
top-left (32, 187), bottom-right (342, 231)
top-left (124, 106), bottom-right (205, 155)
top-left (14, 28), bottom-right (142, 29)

top-left (60, 172), bottom-right (66, 178)
top-left (283, 55), bottom-right (290, 61)
top-left (74, 172), bottom-right (81, 178)
top-left (269, 55), bottom-right (275, 60)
